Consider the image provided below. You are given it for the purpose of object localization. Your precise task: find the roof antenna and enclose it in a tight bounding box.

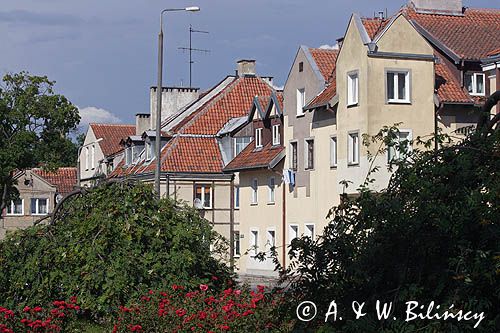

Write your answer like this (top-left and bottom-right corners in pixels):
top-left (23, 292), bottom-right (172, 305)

top-left (178, 24), bottom-right (210, 88)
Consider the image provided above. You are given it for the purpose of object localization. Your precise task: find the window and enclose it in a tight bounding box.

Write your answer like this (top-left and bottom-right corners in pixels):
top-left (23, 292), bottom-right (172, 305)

top-left (6, 199), bottom-right (23, 215)
top-left (347, 71), bottom-right (359, 106)
top-left (250, 230), bottom-right (259, 256)
top-left (289, 224), bottom-right (299, 242)
top-left (387, 130), bottom-right (412, 162)
top-left (125, 147), bottom-right (132, 165)
top-left (305, 139), bottom-right (314, 170)
top-left (290, 142), bottom-right (298, 171)
top-left (85, 147), bottom-right (89, 170)
top-left (30, 198), bottom-right (48, 215)
top-left (234, 231), bottom-right (241, 257)
top-left (387, 70), bottom-right (410, 103)
top-left (267, 229), bottom-right (276, 248)
top-left (145, 141), bottom-right (153, 161)
top-left (234, 137), bottom-right (251, 156)
top-left (195, 185), bottom-right (212, 209)
top-left (251, 178), bottom-right (258, 204)
top-left (330, 136), bottom-right (337, 168)
top-left (305, 223), bottom-right (315, 239)
top-left (234, 186), bottom-right (240, 209)
top-left (298, 62), bottom-right (304, 72)
top-left (272, 124), bottom-right (280, 145)
top-left (297, 88), bottom-right (305, 116)
top-left (348, 132), bottom-right (359, 165)
top-left (255, 128), bottom-right (263, 148)
top-left (268, 177), bottom-right (275, 203)
top-left (91, 145), bottom-right (95, 169)
top-left (464, 73), bottom-right (485, 96)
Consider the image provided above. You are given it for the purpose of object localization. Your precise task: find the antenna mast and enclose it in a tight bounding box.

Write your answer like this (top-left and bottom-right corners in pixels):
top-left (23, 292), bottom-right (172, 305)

top-left (178, 24), bottom-right (210, 87)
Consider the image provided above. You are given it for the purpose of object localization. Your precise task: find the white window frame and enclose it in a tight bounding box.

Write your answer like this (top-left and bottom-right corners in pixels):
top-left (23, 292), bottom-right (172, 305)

top-left (386, 70), bottom-right (410, 103)
top-left (234, 185), bottom-right (240, 209)
top-left (250, 229), bottom-right (259, 257)
top-left (85, 147), bottom-right (89, 170)
top-left (268, 177), bottom-right (275, 204)
top-left (304, 223), bottom-right (315, 239)
top-left (91, 144), bottom-right (95, 169)
top-left (6, 199), bottom-right (24, 216)
top-left (305, 138), bottom-right (314, 170)
top-left (145, 141), bottom-right (152, 161)
top-left (267, 228), bottom-right (276, 248)
top-left (251, 178), bottom-right (258, 204)
top-left (31, 198), bottom-right (49, 216)
top-left (195, 184), bottom-right (212, 209)
top-left (234, 231), bottom-right (241, 257)
top-left (255, 128), bottom-right (263, 148)
top-left (296, 88), bottom-right (305, 116)
top-left (348, 132), bottom-right (359, 166)
top-left (234, 137), bottom-right (251, 156)
top-left (125, 147), bottom-right (132, 165)
top-left (289, 141), bottom-right (298, 171)
top-left (289, 224), bottom-right (299, 243)
top-left (330, 135), bottom-right (337, 168)
top-left (464, 72), bottom-right (485, 96)
top-left (387, 129), bottom-right (413, 163)
top-left (347, 71), bottom-right (359, 106)
top-left (272, 124), bottom-right (280, 145)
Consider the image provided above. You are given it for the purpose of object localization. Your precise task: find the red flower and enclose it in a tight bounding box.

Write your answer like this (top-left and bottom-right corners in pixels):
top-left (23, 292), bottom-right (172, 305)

top-left (220, 325), bottom-right (230, 331)
top-left (211, 276), bottom-right (218, 281)
top-left (175, 309), bottom-right (187, 317)
top-left (199, 284), bottom-right (208, 291)
top-left (257, 285), bottom-right (265, 293)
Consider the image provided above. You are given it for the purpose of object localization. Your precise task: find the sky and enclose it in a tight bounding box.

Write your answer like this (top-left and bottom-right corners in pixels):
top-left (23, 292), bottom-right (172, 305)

top-left (0, 0), bottom-right (494, 130)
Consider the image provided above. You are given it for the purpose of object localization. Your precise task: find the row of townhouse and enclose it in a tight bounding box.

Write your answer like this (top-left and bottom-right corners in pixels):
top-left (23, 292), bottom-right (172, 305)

top-left (75, 0), bottom-right (499, 279)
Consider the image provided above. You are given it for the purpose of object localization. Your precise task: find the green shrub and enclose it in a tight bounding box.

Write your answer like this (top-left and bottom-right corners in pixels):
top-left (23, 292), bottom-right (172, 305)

top-left (0, 182), bottom-right (232, 320)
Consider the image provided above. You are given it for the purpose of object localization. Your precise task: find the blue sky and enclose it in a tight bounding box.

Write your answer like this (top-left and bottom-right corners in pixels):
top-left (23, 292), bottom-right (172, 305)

top-left (0, 0), bottom-right (493, 129)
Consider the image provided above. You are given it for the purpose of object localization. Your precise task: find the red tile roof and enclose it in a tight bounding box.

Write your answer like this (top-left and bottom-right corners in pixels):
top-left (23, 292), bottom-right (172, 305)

top-left (361, 17), bottom-right (391, 40)
top-left (405, 7), bottom-right (500, 60)
top-left (90, 124), bottom-right (136, 156)
top-left (309, 48), bottom-right (339, 81)
top-left (224, 142), bottom-right (285, 172)
top-left (434, 60), bottom-right (472, 104)
top-left (305, 79), bottom-right (337, 110)
top-left (486, 47), bottom-right (500, 57)
top-left (32, 167), bottom-right (77, 194)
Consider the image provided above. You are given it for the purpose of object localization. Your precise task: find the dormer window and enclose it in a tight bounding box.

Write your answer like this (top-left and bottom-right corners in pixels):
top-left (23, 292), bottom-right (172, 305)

top-left (464, 73), bottom-right (485, 96)
top-left (125, 147), bottom-right (132, 165)
top-left (145, 141), bottom-right (154, 161)
top-left (255, 128), bottom-right (263, 148)
top-left (272, 124), bottom-right (280, 145)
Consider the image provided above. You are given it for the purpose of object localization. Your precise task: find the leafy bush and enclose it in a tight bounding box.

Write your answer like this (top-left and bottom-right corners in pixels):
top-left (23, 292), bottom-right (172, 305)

top-left (280, 123), bottom-right (499, 332)
top-left (0, 182), bottom-right (232, 320)
top-left (112, 283), bottom-right (290, 332)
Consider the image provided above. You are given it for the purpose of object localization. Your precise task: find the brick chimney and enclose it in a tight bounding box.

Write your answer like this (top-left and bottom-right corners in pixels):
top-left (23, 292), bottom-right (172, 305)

top-left (409, 0), bottom-right (463, 15)
top-left (149, 86), bottom-right (200, 129)
top-left (135, 113), bottom-right (150, 135)
top-left (236, 59), bottom-right (256, 77)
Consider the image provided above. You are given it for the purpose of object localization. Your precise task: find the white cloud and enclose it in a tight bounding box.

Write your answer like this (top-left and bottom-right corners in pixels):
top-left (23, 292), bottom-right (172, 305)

top-left (78, 106), bottom-right (121, 127)
top-left (319, 44), bottom-right (339, 50)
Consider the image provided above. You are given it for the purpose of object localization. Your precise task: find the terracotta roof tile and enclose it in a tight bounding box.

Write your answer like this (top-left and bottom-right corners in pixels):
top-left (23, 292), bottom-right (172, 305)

top-left (361, 17), bottom-right (391, 40)
top-left (32, 167), bottom-right (77, 194)
top-left (486, 47), bottom-right (500, 57)
top-left (90, 124), bottom-right (136, 156)
top-left (224, 142), bottom-right (284, 172)
top-left (305, 73), bottom-right (337, 109)
top-left (405, 7), bottom-right (500, 60)
top-left (434, 57), bottom-right (473, 104)
top-left (308, 48), bottom-right (339, 81)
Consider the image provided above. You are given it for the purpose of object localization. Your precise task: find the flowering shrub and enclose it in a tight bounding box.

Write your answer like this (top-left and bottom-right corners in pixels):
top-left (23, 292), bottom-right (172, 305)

top-left (113, 282), bottom-right (291, 332)
top-left (0, 298), bottom-right (80, 332)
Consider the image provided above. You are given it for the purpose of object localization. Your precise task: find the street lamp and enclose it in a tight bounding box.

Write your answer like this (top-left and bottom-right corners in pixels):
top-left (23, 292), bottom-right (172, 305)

top-left (77, 137), bottom-right (103, 187)
top-left (155, 6), bottom-right (200, 199)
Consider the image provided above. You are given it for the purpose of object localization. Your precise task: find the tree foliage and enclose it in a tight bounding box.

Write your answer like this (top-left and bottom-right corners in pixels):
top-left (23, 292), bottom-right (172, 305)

top-left (0, 72), bottom-right (80, 212)
top-left (280, 99), bottom-right (500, 332)
top-left (0, 182), bottom-right (232, 319)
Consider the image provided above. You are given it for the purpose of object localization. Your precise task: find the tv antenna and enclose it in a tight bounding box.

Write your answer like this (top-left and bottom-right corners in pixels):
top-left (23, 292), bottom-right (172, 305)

top-left (178, 25), bottom-right (210, 87)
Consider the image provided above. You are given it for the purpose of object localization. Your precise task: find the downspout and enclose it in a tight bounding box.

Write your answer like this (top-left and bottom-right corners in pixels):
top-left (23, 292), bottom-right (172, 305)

top-left (282, 176), bottom-right (286, 270)
top-left (435, 101), bottom-right (444, 152)
top-left (229, 175), bottom-right (235, 270)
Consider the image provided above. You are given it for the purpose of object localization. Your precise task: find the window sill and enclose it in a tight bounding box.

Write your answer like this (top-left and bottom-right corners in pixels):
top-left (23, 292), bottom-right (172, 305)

top-left (296, 113), bottom-right (305, 118)
top-left (305, 168), bottom-right (315, 171)
top-left (250, 202), bottom-right (258, 206)
top-left (469, 93), bottom-right (485, 96)
top-left (330, 165), bottom-right (337, 169)
top-left (347, 103), bottom-right (359, 108)
top-left (387, 100), bottom-right (411, 105)
top-left (267, 202), bottom-right (275, 205)
top-left (32, 213), bottom-right (48, 216)
top-left (347, 162), bottom-right (360, 167)
top-left (234, 255), bottom-right (241, 258)
top-left (6, 214), bottom-right (23, 216)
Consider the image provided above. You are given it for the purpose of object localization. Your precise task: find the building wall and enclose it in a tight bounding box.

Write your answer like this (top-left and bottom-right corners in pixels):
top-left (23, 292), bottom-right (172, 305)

top-left (237, 168), bottom-right (283, 276)
top-left (1, 170), bottom-right (56, 238)
top-left (150, 87), bottom-right (200, 129)
top-left (79, 126), bottom-right (106, 186)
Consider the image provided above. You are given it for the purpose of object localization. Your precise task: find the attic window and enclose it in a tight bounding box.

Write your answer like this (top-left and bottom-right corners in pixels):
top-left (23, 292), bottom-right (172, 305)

top-left (272, 124), bottom-right (280, 145)
top-left (299, 62), bottom-right (304, 72)
top-left (464, 73), bottom-right (485, 96)
top-left (255, 128), bottom-right (263, 148)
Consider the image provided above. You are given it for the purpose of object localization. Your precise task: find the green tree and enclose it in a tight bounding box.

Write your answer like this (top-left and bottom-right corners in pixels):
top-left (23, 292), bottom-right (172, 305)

top-left (0, 181), bottom-right (232, 321)
top-left (279, 95), bottom-right (500, 332)
top-left (0, 71), bottom-right (80, 214)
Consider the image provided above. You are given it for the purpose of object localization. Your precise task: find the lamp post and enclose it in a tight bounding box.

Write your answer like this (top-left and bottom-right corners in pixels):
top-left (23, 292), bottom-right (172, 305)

top-left (155, 6), bottom-right (200, 199)
top-left (77, 138), bottom-right (103, 187)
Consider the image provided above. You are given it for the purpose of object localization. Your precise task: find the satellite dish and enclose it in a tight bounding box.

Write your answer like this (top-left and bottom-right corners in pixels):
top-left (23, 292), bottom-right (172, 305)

top-left (55, 193), bottom-right (64, 204)
top-left (193, 198), bottom-right (203, 210)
